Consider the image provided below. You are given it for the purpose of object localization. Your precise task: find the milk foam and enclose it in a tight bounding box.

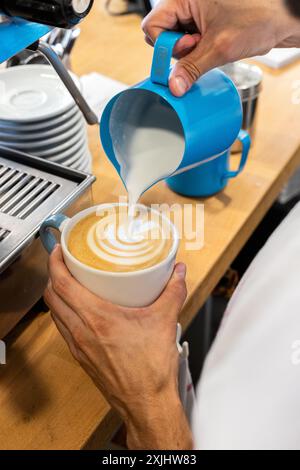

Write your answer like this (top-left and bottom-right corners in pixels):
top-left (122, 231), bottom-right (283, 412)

top-left (86, 209), bottom-right (170, 268)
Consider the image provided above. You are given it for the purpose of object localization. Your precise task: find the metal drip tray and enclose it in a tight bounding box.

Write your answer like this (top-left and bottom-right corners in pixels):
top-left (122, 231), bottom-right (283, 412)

top-left (0, 163), bottom-right (61, 220)
top-left (0, 146), bottom-right (95, 338)
top-left (0, 146), bottom-right (95, 273)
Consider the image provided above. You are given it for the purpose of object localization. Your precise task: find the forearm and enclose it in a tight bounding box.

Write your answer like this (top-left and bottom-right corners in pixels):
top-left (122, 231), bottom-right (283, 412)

top-left (123, 389), bottom-right (194, 450)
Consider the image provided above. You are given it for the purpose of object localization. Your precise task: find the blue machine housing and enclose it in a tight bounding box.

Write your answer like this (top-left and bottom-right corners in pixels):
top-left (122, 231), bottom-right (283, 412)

top-left (0, 16), bottom-right (51, 64)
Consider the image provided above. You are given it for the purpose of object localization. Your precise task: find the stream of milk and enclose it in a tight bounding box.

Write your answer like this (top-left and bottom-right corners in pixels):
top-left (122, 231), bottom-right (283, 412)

top-left (124, 125), bottom-right (185, 215)
top-left (111, 91), bottom-right (185, 217)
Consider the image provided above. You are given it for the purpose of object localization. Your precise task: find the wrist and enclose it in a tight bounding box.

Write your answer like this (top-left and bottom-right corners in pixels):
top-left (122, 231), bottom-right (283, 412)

top-left (122, 387), bottom-right (193, 450)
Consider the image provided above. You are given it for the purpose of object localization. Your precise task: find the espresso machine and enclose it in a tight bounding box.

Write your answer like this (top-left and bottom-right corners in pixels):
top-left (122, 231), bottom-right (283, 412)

top-left (0, 1), bottom-right (93, 58)
top-left (0, 0), bottom-right (97, 338)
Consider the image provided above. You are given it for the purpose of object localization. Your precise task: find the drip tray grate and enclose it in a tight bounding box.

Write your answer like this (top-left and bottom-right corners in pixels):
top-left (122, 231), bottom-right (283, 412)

top-left (0, 146), bottom-right (95, 273)
top-left (0, 163), bottom-right (61, 220)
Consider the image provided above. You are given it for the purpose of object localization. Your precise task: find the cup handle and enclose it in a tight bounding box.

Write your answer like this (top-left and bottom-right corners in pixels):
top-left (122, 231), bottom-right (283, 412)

top-left (150, 31), bottom-right (185, 86)
top-left (40, 214), bottom-right (69, 254)
top-left (223, 130), bottom-right (251, 181)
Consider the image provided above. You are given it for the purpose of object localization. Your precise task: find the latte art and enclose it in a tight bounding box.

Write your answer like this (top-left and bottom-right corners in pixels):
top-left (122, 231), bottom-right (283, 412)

top-left (68, 206), bottom-right (174, 273)
top-left (88, 217), bottom-right (167, 266)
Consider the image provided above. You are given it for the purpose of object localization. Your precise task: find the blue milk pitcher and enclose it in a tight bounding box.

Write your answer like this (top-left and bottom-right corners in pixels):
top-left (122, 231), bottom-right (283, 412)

top-left (100, 31), bottom-right (250, 198)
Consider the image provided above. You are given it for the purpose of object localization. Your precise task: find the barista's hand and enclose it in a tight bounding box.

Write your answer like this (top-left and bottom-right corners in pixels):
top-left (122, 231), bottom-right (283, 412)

top-left (44, 245), bottom-right (193, 450)
top-left (142, 0), bottom-right (300, 96)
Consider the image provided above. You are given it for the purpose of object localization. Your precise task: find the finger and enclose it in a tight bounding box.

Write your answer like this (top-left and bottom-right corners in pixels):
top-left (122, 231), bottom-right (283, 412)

top-left (48, 245), bottom-right (115, 319)
top-left (142, 3), bottom-right (179, 44)
top-left (51, 312), bottom-right (80, 360)
top-left (153, 263), bottom-right (187, 319)
top-left (169, 32), bottom-right (229, 96)
top-left (144, 34), bottom-right (154, 47)
top-left (144, 30), bottom-right (201, 62)
top-left (45, 282), bottom-right (96, 366)
top-left (142, 0), bottom-right (201, 44)
top-left (52, 313), bottom-right (98, 380)
top-left (44, 280), bottom-right (86, 338)
top-left (173, 33), bottom-right (201, 59)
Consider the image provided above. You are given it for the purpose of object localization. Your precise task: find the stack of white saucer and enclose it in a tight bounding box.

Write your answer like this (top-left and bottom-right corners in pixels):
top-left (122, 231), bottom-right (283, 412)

top-left (0, 65), bottom-right (92, 172)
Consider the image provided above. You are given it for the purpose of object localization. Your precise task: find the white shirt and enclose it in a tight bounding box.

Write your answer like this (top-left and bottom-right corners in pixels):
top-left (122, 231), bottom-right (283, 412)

top-left (193, 202), bottom-right (300, 450)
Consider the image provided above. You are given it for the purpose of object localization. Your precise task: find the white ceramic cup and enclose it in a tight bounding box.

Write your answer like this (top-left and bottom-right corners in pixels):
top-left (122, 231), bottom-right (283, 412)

top-left (40, 203), bottom-right (179, 307)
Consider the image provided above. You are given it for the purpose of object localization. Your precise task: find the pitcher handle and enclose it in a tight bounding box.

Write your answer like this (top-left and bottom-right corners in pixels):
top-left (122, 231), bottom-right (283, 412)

top-left (151, 31), bottom-right (185, 86)
top-left (40, 214), bottom-right (69, 254)
top-left (223, 130), bottom-right (251, 181)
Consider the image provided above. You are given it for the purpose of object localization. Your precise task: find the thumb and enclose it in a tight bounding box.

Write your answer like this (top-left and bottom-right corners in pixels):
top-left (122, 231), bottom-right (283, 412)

top-left (153, 263), bottom-right (187, 318)
top-left (169, 34), bottom-right (225, 96)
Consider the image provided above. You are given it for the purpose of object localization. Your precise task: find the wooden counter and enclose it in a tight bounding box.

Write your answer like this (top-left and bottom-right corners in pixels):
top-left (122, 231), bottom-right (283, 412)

top-left (1, 2), bottom-right (300, 449)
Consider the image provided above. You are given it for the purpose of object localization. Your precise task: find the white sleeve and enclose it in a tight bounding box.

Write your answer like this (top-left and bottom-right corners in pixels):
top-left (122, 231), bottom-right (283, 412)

top-left (193, 202), bottom-right (300, 450)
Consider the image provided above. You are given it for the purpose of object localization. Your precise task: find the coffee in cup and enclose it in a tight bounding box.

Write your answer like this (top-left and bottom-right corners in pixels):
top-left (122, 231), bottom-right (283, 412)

top-left (67, 205), bottom-right (174, 273)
